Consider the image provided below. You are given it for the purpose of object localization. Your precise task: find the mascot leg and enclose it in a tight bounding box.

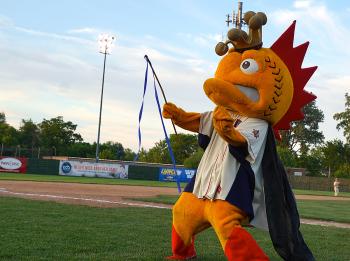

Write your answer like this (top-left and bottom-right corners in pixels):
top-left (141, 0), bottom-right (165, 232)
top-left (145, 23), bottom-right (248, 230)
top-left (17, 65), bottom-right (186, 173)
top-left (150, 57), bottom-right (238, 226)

top-left (210, 200), bottom-right (269, 261)
top-left (167, 192), bottom-right (210, 260)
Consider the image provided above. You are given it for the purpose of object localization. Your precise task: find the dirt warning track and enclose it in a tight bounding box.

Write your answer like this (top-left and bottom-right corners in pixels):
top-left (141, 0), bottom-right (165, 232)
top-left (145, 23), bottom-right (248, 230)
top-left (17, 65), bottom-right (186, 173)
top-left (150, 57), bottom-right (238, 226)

top-left (0, 180), bottom-right (178, 208)
top-left (0, 180), bottom-right (349, 229)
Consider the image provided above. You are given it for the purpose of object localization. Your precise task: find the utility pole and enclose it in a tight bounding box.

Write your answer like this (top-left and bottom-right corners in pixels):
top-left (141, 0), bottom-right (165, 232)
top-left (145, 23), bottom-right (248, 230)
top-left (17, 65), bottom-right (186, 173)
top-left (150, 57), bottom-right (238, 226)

top-left (95, 34), bottom-right (115, 163)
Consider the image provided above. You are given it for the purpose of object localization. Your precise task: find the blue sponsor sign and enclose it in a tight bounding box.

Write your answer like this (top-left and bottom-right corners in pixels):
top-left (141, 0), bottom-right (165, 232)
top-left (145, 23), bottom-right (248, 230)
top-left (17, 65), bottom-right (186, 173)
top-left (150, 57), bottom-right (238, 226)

top-left (159, 167), bottom-right (196, 182)
top-left (61, 161), bottom-right (72, 174)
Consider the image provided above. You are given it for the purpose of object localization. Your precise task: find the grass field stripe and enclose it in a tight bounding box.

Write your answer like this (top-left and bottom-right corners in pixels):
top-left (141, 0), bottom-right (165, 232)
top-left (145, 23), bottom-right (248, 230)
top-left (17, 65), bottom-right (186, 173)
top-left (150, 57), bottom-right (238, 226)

top-left (0, 190), bottom-right (171, 209)
top-left (1, 189), bottom-right (349, 229)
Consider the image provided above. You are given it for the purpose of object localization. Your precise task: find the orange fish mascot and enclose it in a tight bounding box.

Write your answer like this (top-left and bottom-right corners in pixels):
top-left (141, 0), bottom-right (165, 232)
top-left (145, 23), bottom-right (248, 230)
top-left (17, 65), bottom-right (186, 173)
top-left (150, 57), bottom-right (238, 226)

top-left (163, 11), bottom-right (316, 261)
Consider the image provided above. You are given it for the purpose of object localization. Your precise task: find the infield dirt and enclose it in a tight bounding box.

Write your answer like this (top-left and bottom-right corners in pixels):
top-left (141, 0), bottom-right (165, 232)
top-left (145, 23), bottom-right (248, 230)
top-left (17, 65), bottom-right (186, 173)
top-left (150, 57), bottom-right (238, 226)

top-left (0, 180), bottom-right (349, 229)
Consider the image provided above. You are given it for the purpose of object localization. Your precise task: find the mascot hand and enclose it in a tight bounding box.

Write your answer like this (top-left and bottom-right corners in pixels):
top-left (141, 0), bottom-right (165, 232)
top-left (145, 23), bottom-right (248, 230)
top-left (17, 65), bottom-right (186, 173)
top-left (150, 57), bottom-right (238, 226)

top-left (162, 102), bottom-right (185, 122)
top-left (213, 106), bottom-right (246, 146)
top-left (163, 102), bottom-right (201, 133)
top-left (213, 106), bottom-right (234, 132)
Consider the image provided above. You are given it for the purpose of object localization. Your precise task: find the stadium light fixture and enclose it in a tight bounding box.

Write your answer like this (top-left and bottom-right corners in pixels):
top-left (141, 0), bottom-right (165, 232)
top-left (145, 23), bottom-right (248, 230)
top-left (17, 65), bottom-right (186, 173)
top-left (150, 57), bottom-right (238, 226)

top-left (98, 33), bottom-right (115, 54)
top-left (95, 33), bottom-right (116, 163)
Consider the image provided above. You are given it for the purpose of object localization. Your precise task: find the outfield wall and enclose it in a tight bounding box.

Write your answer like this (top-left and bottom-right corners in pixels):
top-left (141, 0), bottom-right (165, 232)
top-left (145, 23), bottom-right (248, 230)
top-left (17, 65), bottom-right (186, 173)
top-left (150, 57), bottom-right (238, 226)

top-left (287, 176), bottom-right (350, 192)
top-left (11, 158), bottom-right (350, 192)
top-left (27, 159), bottom-right (59, 175)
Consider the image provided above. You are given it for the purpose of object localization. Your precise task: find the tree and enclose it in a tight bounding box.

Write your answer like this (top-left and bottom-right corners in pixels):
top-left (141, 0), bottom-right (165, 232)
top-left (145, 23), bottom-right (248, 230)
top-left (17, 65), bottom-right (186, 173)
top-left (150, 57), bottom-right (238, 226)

top-left (142, 134), bottom-right (199, 164)
top-left (38, 116), bottom-right (83, 155)
top-left (0, 125), bottom-right (18, 147)
top-left (136, 148), bottom-right (149, 162)
top-left (18, 119), bottom-right (40, 149)
top-left (184, 149), bottom-right (204, 168)
top-left (0, 112), bottom-right (5, 124)
top-left (321, 139), bottom-right (350, 176)
top-left (0, 112), bottom-right (19, 147)
top-left (145, 139), bottom-right (169, 163)
top-left (99, 149), bottom-right (115, 160)
top-left (124, 148), bottom-right (136, 161)
top-left (276, 146), bottom-right (298, 167)
top-left (279, 101), bottom-right (324, 154)
top-left (98, 141), bottom-right (125, 160)
top-left (67, 142), bottom-right (95, 158)
top-left (334, 164), bottom-right (350, 178)
top-left (333, 93), bottom-right (350, 143)
top-left (170, 134), bottom-right (198, 164)
top-left (297, 149), bottom-right (324, 176)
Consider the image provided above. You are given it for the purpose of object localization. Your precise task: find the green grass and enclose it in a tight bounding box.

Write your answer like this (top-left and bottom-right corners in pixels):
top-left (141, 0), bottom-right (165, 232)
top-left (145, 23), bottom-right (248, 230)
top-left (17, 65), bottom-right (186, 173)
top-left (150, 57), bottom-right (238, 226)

top-left (297, 200), bottom-right (350, 223)
top-left (293, 189), bottom-right (350, 198)
top-left (127, 194), bottom-right (179, 205)
top-left (128, 195), bottom-right (350, 223)
top-left (1, 172), bottom-right (350, 197)
top-left (0, 172), bottom-right (187, 188)
top-left (0, 197), bottom-right (349, 261)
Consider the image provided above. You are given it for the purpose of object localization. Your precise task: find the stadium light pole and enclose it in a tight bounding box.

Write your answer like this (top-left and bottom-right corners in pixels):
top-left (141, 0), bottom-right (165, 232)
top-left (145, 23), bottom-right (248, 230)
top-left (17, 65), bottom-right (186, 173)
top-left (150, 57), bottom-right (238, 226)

top-left (95, 33), bottom-right (115, 163)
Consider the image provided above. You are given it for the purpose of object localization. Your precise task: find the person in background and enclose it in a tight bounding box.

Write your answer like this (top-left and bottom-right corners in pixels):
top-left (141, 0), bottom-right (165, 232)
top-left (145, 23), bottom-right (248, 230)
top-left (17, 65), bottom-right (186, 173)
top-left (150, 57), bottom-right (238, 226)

top-left (333, 178), bottom-right (340, 196)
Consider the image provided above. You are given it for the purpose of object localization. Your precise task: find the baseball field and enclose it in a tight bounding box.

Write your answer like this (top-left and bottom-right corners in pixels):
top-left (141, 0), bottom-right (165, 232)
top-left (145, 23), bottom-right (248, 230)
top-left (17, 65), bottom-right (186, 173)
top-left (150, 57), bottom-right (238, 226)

top-left (0, 173), bottom-right (349, 260)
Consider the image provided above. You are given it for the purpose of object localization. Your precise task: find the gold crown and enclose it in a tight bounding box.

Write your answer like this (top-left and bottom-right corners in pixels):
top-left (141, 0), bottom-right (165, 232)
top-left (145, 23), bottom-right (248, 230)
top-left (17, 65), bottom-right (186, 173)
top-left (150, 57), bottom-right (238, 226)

top-left (215, 11), bottom-right (267, 55)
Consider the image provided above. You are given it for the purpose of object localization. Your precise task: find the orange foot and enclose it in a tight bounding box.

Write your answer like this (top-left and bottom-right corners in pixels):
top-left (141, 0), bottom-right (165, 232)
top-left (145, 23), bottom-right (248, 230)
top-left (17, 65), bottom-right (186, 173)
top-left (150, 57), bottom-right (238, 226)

top-left (167, 225), bottom-right (196, 260)
top-left (225, 227), bottom-right (269, 261)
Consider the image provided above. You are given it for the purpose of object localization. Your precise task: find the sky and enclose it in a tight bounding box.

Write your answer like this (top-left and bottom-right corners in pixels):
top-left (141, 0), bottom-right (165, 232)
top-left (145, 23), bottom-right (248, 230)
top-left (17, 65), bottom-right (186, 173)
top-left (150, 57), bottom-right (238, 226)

top-left (0, 0), bottom-right (349, 151)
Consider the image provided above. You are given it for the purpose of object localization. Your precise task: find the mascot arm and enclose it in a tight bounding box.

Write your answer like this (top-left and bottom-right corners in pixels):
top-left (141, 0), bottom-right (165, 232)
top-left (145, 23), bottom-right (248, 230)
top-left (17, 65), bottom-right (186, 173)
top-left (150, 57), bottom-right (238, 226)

top-left (162, 102), bottom-right (200, 133)
top-left (213, 106), bottom-right (247, 147)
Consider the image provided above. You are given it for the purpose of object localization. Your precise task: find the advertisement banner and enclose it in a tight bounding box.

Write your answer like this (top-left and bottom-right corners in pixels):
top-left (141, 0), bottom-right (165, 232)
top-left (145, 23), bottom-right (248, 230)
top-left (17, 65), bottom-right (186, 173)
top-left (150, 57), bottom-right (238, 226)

top-left (0, 157), bottom-right (27, 173)
top-left (59, 160), bottom-right (128, 179)
top-left (159, 167), bottom-right (196, 182)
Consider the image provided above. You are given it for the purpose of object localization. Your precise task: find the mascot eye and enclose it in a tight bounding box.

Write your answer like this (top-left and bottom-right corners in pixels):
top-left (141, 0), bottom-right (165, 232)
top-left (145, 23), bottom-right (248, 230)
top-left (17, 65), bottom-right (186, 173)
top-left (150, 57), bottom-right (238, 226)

top-left (240, 59), bottom-right (259, 74)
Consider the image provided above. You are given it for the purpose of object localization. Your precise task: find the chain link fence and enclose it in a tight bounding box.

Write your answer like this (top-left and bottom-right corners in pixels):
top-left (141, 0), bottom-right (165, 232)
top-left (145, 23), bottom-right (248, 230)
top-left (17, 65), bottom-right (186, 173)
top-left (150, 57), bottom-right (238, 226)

top-left (0, 145), bottom-right (56, 159)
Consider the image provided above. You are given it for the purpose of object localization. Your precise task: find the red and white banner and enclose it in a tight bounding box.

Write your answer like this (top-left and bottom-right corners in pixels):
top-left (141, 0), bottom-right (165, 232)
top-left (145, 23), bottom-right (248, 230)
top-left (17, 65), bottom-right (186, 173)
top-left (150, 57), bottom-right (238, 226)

top-left (0, 157), bottom-right (27, 173)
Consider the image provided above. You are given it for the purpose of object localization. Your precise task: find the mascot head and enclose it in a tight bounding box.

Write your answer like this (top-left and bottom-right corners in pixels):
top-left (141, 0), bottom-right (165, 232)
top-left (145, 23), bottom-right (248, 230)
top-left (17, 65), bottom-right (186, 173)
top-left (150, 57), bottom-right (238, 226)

top-left (204, 11), bottom-right (317, 138)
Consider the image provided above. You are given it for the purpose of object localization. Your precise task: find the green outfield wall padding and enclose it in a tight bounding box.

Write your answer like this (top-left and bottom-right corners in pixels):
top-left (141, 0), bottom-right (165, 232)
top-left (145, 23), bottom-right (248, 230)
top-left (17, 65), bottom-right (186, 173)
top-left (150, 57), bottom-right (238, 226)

top-left (128, 165), bottom-right (159, 181)
top-left (27, 159), bottom-right (60, 175)
top-left (23, 158), bottom-right (350, 192)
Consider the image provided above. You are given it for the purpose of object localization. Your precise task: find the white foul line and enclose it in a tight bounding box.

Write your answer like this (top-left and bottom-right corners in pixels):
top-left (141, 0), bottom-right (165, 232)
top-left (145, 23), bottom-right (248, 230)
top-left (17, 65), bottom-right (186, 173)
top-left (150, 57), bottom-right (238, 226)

top-left (0, 189), bottom-right (171, 209)
top-left (1, 189), bottom-right (349, 229)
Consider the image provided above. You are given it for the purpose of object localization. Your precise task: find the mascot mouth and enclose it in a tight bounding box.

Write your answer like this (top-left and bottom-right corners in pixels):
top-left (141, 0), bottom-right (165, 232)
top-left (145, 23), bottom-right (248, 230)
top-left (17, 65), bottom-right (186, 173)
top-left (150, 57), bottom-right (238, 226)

top-left (235, 84), bottom-right (260, 102)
